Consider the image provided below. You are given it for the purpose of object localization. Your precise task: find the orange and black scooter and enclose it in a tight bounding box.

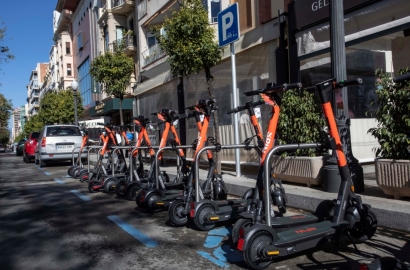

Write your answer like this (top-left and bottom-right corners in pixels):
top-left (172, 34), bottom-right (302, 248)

top-left (186, 83), bottom-right (299, 231)
top-left (68, 126), bottom-right (89, 178)
top-left (237, 78), bottom-right (377, 270)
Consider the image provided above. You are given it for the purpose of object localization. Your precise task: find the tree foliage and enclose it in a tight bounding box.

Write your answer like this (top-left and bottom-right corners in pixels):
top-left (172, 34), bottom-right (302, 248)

top-left (277, 90), bottom-right (327, 157)
top-left (38, 89), bottom-right (83, 125)
top-left (153, 0), bottom-right (223, 170)
top-left (24, 114), bottom-right (44, 135)
top-left (14, 132), bottom-right (26, 143)
top-left (0, 19), bottom-right (15, 72)
top-left (368, 68), bottom-right (410, 159)
top-left (0, 92), bottom-right (12, 127)
top-left (90, 49), bottom-right (134, 125)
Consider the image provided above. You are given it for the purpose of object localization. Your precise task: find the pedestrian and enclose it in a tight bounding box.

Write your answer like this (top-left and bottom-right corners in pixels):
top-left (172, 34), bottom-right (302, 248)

top-left (125, 128), bottom-right (134, 158)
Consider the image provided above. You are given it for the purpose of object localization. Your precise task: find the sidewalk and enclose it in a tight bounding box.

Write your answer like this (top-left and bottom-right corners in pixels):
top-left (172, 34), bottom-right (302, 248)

top-left (88, 155), bottom-right (410, 233)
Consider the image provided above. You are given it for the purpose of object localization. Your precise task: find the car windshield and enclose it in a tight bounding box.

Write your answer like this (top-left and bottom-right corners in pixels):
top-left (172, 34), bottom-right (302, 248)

top-left (46, 126), bottom-right (81, 136)
top-left (31, 132), bottom-right (40, 139)
top-left (18, 140), bottom-right (26, 144)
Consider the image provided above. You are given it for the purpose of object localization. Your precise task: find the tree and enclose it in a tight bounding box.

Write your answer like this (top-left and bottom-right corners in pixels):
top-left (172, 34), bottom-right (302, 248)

top-left (38, 89), bottom-right (83, 125)
top-left (90, 49), bottom-right (134, 125)
top-left (24, 114), bottom-right (44, 135)
top-left (0, 19), bottom-right (15, 73)
top-left (152, 0), bottom-right (223, 171)
top-left (0, 92), bottom-right (12, 144)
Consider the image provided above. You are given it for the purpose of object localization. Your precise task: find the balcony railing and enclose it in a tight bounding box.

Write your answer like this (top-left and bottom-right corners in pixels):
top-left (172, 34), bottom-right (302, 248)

top-left (111, 0), bottom-right (134, 14)
top-left (141, 43), bottom-right (166, 67)
top-left (137, 0), bottom-right (147, 20)
top-left (30, 91), bottom-right (40, 100)
top-left (105, 35), bottom-right (137, 53)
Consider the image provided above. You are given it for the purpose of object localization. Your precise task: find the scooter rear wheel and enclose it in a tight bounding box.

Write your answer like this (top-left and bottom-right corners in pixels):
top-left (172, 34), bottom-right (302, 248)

top-left (135, 189), bottom-right (145, 208)
top-left (126, 184), bottom-right (141, 201)
top-left (68, 165), bottom-right (77, 177)
top-left (115, 180), bottom-right (127, 197)
top-left (103, 177), bottom-right (117, 194)
top-left (168, 199), bottom-right (188, 226)
top-left (79, 170), bottom-right (90, 183)
top-left (194, 205), bottom-right (216, 231)
top-left (232, 218), bottom-right (253, 244)
top-left (349, 209), bottom-right (377, 241)
top-left (243, 230), bottom-right (274, 270)
top-left (88, 180), bottom-right (101, 193)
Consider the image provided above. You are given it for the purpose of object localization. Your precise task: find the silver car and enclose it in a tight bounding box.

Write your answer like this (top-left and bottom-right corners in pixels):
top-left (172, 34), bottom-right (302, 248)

top-left (35, 125), bottom-right (87, 167)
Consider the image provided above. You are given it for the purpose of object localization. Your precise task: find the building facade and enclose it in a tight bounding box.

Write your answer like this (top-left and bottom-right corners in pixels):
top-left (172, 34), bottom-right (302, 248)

top-left (12, 107), bottom-right (21, 141)
top-left (27, 63), bottom-right (48, 116)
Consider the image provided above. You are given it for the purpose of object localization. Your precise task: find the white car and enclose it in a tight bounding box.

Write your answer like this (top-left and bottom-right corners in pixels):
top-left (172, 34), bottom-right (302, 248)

top-left (35, 125), bottom-right (87, 167)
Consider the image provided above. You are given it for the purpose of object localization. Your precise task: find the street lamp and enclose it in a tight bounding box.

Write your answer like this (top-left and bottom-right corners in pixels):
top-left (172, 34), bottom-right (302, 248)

top-left (71, 79), bottom-right (79, 126)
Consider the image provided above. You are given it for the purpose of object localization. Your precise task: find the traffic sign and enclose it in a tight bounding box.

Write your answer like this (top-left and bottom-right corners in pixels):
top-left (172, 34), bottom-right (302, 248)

top-left (217, 3), bottom-right (240, 47)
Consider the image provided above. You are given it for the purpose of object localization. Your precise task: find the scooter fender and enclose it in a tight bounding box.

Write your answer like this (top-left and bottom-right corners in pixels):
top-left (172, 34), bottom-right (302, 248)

top-left (144, 189), bottom-right (165, 199)
top-left (241, 224), bottom-right (279, 251)
top-left (194, 200), bottom-right (219, 214)
top-left (127, 182), bottom-right (140, 192)
top-left (238, 212), bottom-right (255, 221)
top-left (345, 206), bottom-right (361, 229)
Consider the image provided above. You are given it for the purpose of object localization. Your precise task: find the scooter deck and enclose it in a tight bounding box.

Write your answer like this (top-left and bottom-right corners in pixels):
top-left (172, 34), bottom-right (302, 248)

top-left (270, 213), bottom-right (318, 230)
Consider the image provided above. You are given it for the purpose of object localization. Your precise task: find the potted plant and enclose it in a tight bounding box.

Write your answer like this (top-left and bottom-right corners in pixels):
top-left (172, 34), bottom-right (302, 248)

top-left (271, 89), bottom-right (329, 187)
top-left (368, 68), bottom-right (410, 199)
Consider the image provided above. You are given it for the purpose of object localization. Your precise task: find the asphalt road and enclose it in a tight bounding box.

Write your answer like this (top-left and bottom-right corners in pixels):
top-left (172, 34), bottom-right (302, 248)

top-left (0, 152), bottom-right (409, 270)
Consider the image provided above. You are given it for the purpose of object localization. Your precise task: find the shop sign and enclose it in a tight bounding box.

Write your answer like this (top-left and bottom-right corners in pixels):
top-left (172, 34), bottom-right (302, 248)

top-left (294, 0), bottom-right (373, 29)
top-left (95, 102), bottom-right (105, 114)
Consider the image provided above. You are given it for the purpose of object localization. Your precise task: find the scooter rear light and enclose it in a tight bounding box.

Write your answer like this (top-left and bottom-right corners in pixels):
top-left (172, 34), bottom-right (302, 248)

top-left (190, 201), bottom-right (195, 218)
top-left (237, 239), bottom-right (245, 251)
top-left (140, 191), bottom-right (145, 202)
top-left (41, 137), bottom-right (46, 147)
top-left (359, 264), bottom-right (369, 270)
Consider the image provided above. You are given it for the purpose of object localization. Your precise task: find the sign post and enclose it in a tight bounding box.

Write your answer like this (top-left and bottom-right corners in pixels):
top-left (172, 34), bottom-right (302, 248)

top-left (218, 3), bottom-right (241, 176)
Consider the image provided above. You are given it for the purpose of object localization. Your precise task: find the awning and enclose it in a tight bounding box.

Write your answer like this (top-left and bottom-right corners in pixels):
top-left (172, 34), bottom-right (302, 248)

top-left (89, 98), bottom-right (134, 116)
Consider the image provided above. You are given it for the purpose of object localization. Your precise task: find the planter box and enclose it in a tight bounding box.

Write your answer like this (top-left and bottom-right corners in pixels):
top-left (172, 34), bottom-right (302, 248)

top-left (375, 158), bottom-right (410, 199)
top-left (271, 155), bottom-right (328, 187)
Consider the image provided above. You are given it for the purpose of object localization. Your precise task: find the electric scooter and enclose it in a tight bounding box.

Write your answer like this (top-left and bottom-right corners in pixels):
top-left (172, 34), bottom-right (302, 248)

top-left (237, 78), bottom-right (377, 270)
top-left (184, 82), bottom-right (300, 231)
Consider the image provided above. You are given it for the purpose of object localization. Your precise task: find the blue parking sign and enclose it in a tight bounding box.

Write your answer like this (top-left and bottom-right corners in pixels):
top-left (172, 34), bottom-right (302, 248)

top-left (217, 3), bottom-right (240, 47)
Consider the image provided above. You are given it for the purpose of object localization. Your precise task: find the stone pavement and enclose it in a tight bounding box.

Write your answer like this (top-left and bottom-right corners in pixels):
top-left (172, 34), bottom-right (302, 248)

top-left (87, 154), bottom-right (410, 233)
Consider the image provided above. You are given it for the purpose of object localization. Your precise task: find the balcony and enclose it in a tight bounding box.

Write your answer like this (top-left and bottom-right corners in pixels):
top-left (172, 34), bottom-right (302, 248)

top-left (141, 43), bottom-right (166, 67)
top-left (30, 90), bottom-right (40, 100)
top-left (54, 9), bottom-right (72, 38)
top-left (111, 0), bottom-right (134, 14)
top-left (105, 35), bottom-right (137, 55)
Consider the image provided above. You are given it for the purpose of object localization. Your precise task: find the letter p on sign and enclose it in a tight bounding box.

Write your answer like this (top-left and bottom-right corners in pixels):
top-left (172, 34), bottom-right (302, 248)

top-left (217, 3), bottom-right (240, 47)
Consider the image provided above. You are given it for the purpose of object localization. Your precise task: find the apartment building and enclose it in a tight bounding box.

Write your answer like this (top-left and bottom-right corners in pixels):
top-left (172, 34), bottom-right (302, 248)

top-left (12, 108), bottom-right (21, 141)
top-left (41, 45), bottom-right (59, 98)
top-left (27, 63), bottom-right (48, 116)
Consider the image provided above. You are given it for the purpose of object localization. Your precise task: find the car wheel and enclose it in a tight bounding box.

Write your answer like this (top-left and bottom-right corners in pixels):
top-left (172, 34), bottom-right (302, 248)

top-left (35, 156), bottom-right (39, 165)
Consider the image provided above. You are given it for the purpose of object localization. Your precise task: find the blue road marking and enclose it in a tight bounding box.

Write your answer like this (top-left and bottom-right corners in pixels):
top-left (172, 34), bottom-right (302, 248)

top-left (44, 171), bottom-right (51, 176)
top-left (107, 215), bottom-right (158, 248)
top-left (70, 190), bottom-right (91, 201)
top-left (54, 178), bottom-right (65, 184)
top-left (198, 226), bottom-right (243, 267)
top-left (64, 175), bottom-right (71, 178)
top-left (204, 236), bottom-right (224, 248)
top-left (197, 251), bottom-right (229, 268)
top-left (38, 167), bottom-right (43, 170)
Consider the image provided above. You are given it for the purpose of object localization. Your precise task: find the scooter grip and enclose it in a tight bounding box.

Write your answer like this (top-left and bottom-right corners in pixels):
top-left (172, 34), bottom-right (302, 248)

top-left (393, 72), bottom-right (410, 83)
top-left (177, 113), bottom-right (189, 119)
top-left (283, 82), bottom-right (302, 90)
top-left (244, 90), bottom-right (262, 96)
top-left (251, 99), bottom-right (265, 107)
top-left (227, 108), bottom-right (238, 114)
top-left (336, 78), bottom-right (363, 88)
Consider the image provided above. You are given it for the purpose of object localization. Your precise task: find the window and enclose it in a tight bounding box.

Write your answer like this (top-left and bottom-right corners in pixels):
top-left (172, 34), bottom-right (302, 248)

top-left (67, 63), bottom-right (72, 76)
top-left (78, 58), bottom-right (92, 107)
top-left (104, 26), bottom-right (109, 51)
top-left (65, 42), bottom-right (71, 55)
top-left (232, 0), bottom-right (254, 32)
top-left (203, 0), bottom-right (221, 23)
top-left (147, 32), bottom-right (157, 48)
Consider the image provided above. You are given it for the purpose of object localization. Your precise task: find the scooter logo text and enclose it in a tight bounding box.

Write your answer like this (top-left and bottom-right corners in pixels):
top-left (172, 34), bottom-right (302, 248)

top-left (295, 227), bottom-right (317, 234)
top-left (262, 132), bottom-right (273, 153)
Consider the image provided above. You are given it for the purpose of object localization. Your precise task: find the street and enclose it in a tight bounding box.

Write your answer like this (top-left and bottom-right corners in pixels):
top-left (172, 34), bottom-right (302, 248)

top-left (0, 153), bottom-right (409, 270)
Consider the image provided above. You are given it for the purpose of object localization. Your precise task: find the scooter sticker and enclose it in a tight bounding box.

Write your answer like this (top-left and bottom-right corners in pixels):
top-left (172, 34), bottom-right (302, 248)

top-left (287, 246), bottom-right (296, 254)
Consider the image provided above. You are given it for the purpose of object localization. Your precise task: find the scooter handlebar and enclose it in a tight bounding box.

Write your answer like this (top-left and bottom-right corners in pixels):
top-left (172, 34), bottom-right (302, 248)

top-left (283, 82), bottom-right (302, 90)
top-left (227, 100), bottom-right (265, 114)
top-left (335, 78), bottom-right (363, 88)
top-left (393, 72), bottom-right (410, 83)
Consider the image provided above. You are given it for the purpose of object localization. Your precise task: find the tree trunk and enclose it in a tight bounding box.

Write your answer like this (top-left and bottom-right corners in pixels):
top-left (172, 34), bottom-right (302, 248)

top-left (119, 96), bottom-right (124, 126)
top-left (205, 67), bottom-right (221, 173)
top-left (177, 77), bottom-right (187, 147)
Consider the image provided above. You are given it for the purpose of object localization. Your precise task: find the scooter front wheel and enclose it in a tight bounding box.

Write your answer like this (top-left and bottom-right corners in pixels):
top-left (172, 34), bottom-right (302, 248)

top-left (115, 180), bottom-right (127, 197)
top-left (232, 218), bottom-right (253, 244)
top-left (103, 177), bottom-right (117, 194)
top-left (168, 199), bottom-right (188, 226)
top-left (88, 180), bottom-right (102, 193)
top-left (194, 204), bottom-right (216, 231)
top-left (144, 193), bottom-right (162, 213)
top-left (243, 230), bottom-right (274, 270)
top-left (349, 209), bottom-right (377, 241)
top-left (67, 165), bottom-right (77, 177)
top-left (135, 189), bottom-right (145, 208)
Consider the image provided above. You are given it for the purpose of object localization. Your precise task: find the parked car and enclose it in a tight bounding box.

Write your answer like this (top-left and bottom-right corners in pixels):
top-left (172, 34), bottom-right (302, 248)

top-left (15, 139), bottom-right (26, 156)
top-left (35, 125), bottom-right (87, 168)
top-left (23, 131), bottom-right (40, 163)
top-left (0, 143), bottom-right (5, 153)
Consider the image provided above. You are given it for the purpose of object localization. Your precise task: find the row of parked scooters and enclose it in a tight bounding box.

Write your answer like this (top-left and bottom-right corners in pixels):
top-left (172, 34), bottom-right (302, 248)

top-left (67, 77), bottom-right (381, 270)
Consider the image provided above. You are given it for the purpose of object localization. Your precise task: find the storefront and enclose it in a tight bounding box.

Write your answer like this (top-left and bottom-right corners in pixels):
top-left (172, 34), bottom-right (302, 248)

top-left (287, 0), bottom-right (410, 161)
top-left (89, 97), bottom-right (135, 125)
